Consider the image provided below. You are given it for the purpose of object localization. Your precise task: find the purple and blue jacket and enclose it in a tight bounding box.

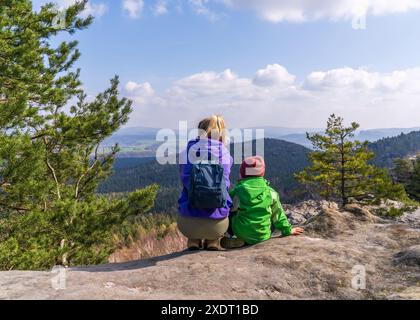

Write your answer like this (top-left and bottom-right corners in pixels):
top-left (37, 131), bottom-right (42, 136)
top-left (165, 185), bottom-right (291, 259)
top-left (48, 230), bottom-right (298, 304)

top-left (178, 138), bottom-right (233, 220)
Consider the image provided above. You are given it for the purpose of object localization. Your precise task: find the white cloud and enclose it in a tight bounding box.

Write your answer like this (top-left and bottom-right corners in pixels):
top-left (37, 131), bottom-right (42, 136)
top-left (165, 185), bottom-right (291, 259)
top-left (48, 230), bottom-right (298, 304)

top-left (189, 0), bottom-right (220, 21)
top-left (123, 0), bottom-right (144, 19)
top-left (253, 64), bottom-right (296, 87)
top-left (44, 0), bottom-right (108, 18)
top-left (153, 0), bottom-right (168, 16)
top-left (124, 65), bottom-right (420, 129)
top-left (84, 2), bottom-right (107, 18)
top-left (125, 81), bottom-right (155, 94)
top-left (304, 68), bottom-right (418, 93)
top-left (34, 0), bottom-right (420, 22)
top-left (170, 69), bottom-right (250, 97)
top-left (220, 0), bottom-right (420, 23)
top-left (125, 81), bottom-right (156, 104)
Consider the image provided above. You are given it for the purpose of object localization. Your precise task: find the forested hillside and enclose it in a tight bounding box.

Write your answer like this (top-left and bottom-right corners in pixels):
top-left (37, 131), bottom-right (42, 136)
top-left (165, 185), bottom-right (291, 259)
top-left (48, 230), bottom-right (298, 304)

top-left (370, 131), bottom-right (420, 167)
top-left (98, 139), bottom-right (311, 213)
top-left (100, 131), bottom-right (420, 213)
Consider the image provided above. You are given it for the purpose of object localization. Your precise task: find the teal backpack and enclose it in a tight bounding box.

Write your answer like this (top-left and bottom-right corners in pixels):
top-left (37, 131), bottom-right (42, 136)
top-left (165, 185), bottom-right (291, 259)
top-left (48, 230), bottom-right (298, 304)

top-left (187, 144), bottom-right (228, 209)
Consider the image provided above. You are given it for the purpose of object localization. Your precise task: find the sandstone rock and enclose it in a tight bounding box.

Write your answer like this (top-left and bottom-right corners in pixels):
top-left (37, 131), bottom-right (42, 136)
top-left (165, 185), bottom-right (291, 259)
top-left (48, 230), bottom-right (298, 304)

top-left (388, 286), bottom-right (420, 300)
top-left (398, 208), bottom-right (420, 229)
top-left (394, 245), bottom-right (420, 267)
top-left (303, 204), bottom-right (356, 238)
top-left (1, 201), bottom-right (419, 300)
top-left (343, 204), bottom-right (379, 223)
top-left (285, 212), bottom-right (306, 225)
top-left (284, 200), bottom-right (338, 226)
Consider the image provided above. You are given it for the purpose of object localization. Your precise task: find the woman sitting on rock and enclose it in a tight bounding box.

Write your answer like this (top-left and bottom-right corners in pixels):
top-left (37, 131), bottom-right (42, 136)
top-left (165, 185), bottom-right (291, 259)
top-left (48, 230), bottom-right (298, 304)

top-left (177, 115), bottom-right (233, 251)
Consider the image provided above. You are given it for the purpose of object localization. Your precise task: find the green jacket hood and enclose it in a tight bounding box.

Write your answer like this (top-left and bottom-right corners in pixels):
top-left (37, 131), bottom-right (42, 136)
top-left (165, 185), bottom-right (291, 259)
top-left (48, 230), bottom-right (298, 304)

top-left (234, 177), bottom-right (270, 207)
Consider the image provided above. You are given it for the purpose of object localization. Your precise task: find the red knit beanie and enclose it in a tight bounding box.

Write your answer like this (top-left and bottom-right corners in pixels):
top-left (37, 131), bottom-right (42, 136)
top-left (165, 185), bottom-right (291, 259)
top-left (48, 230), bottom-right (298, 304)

top-left (240, 156), bottom-right (265, 179)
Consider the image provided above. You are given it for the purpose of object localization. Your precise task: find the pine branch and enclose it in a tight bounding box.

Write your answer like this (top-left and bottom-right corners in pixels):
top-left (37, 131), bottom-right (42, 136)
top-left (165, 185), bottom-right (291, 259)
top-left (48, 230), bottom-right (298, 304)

top-left (0, 202), bottom-right (29, 212)
top-left (43, 136), bottom-right (61, 200)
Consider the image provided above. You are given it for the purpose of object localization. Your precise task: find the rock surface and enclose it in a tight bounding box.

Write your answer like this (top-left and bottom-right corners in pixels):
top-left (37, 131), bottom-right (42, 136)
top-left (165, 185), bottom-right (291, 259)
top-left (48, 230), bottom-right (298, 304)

top-left (394, 245), bottom-right (420, 267)
top-left (284, 200), bottom-right (337, 225)
top-left (0, 203), bottom-right (419, 300)
top-left (399, 209), bottom-right (420, 229)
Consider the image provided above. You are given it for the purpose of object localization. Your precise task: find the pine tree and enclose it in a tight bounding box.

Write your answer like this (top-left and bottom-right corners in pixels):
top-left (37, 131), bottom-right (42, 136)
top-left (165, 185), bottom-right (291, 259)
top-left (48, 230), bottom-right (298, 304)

top-left (393, 155), bottom-right (420, 201)
top-left (407, 158), bottom-right (420, 201)
top-left (295, 114), bottom-right (407, 206)
top-left (0, 1), bottom-right (160, 270)
top-left (392, 158), bottom-right (414, 185)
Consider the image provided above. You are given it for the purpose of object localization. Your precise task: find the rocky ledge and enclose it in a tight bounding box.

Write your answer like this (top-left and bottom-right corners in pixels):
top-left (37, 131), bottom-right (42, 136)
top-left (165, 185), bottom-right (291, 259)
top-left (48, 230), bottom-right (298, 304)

top-left (0, 202), bottom-right (419, 300)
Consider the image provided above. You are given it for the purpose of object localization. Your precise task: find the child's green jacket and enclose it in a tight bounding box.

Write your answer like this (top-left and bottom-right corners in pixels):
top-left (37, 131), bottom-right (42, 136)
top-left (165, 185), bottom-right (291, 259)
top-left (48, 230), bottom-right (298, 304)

top-left (229, 177), bottom-right (292, 245)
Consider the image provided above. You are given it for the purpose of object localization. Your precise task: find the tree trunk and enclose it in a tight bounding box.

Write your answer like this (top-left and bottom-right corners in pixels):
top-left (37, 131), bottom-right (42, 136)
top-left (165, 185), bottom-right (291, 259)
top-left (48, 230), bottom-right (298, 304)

top-left (340, 135), bottom-right (347, 206)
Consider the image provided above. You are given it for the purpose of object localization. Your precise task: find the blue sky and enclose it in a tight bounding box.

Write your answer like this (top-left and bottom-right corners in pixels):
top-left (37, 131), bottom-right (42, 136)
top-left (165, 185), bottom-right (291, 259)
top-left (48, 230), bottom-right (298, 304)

top-left (33, 0), bottom-right (420, 129)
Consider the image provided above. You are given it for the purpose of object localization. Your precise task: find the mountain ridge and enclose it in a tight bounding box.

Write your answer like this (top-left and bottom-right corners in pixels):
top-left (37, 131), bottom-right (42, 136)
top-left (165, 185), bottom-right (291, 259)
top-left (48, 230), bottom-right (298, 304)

top-left (104, 126), bottom-right (420, 150)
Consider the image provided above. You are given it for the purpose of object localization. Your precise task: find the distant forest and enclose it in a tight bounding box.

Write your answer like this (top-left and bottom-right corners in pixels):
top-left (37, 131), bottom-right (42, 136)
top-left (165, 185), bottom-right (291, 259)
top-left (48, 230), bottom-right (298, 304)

top-left (370, 131), bottom-right (420, 167)
top-left (99, 131), bottom-right (420, 214)
top-left (98, 139), bottom-right (310, 213)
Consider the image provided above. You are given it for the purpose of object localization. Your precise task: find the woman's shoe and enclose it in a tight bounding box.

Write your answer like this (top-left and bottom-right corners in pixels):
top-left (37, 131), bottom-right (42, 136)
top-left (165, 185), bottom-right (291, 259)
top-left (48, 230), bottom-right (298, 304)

top-left (204, 239), bottom-right (224, 251)
top-left (187, 239), bottom-right (202, 250)
top-left (220, 236), bottom-right (245, 249)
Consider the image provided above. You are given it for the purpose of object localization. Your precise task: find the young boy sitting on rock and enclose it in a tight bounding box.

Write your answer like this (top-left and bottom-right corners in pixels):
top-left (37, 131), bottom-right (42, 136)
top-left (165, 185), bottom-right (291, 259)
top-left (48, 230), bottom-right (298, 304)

top-left (221, 156), bottom-right (304, 249)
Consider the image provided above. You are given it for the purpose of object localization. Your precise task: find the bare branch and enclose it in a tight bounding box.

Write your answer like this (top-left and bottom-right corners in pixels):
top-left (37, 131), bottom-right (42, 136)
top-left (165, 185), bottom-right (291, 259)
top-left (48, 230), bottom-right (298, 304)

top-left (43, 137), bottom-right (61, 200)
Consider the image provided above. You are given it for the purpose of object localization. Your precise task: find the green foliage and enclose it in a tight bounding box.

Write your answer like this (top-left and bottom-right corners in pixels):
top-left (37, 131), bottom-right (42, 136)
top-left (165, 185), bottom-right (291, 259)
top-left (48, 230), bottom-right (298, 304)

top-left (370, 131), bottom-right (420, 168)
top-left (392, 155), bottom-right (420, 201)
top-left (407, 160), bottom-right (420, 201)
top-left (296, 114), bottom-right (408, 206)
top-left (116, 211), bottom-right (176, 247)
top-left (0, 1), bottom-right (159, 270)
top-left (392, 157), bottom-right (415, 185)
top-left (0, 185), bottom-right (159, 270)
top-left (372, 200), bottom-right (418, 218)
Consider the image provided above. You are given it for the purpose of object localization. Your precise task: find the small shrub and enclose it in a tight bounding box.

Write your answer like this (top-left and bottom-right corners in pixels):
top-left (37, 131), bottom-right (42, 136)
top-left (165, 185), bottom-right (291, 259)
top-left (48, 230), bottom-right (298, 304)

top-left (0, 185), bottom-right (160, 270)
top-left (373, 200), bottom-right (418, 218)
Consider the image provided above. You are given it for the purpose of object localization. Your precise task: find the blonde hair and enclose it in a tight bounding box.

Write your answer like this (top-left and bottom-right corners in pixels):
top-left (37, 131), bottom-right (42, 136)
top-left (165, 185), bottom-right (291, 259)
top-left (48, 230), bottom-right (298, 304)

top-left (197, 115), bottom-right (227, 143)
